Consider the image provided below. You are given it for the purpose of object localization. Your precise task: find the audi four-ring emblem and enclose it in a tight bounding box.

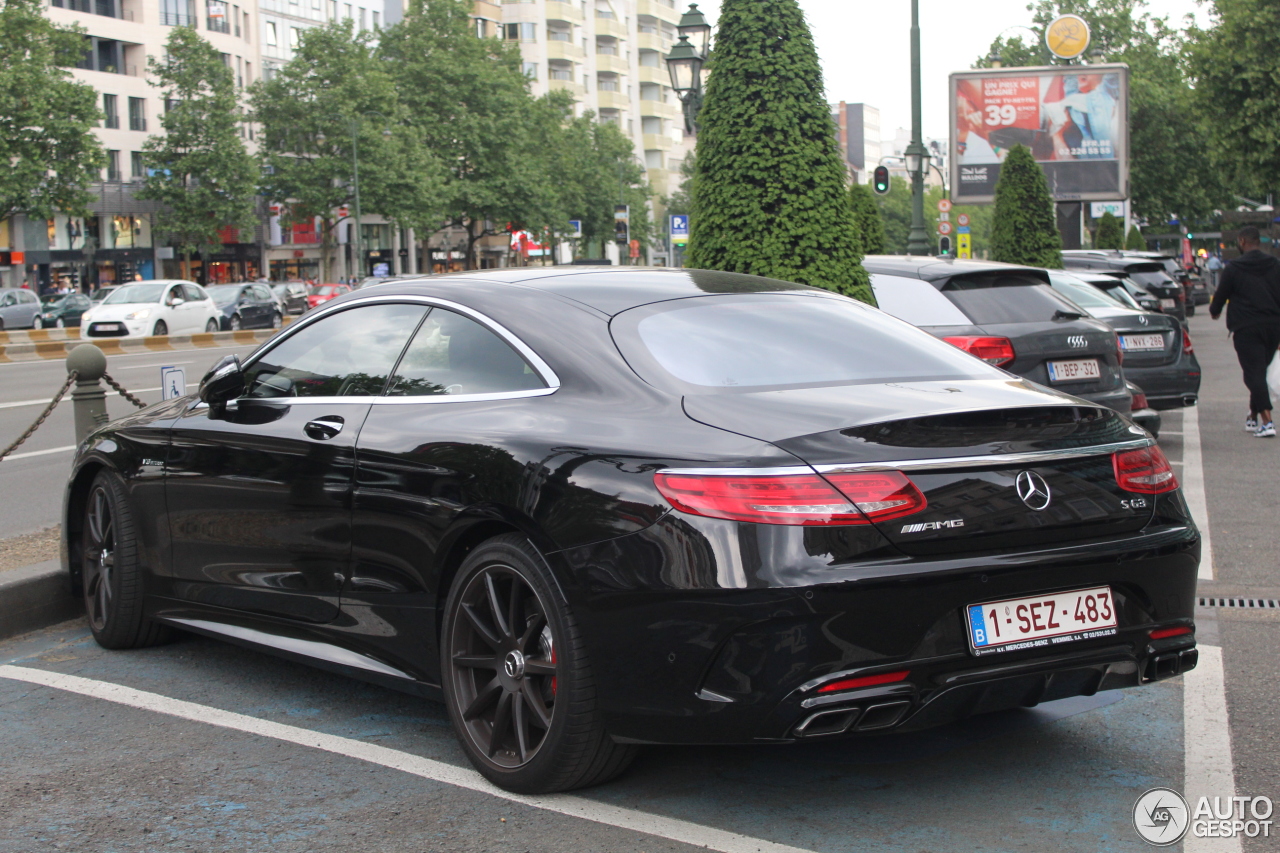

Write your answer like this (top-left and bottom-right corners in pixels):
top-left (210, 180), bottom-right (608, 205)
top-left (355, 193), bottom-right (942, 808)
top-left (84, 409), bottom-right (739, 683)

top-left (1067, 335), bottom-right (1087, 348)
top-left (1015, 471), bottom-right (1053, 511)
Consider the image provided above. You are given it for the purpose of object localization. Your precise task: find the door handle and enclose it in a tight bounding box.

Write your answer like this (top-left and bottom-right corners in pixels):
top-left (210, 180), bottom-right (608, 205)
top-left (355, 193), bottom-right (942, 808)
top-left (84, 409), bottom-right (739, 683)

top-left (304, 415), bottom-right (345, 441)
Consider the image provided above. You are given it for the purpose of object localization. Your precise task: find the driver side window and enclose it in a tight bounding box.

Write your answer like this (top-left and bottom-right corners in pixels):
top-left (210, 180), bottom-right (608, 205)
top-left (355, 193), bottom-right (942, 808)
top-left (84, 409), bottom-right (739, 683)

top-left (242, 303), bottom-right (427, 398)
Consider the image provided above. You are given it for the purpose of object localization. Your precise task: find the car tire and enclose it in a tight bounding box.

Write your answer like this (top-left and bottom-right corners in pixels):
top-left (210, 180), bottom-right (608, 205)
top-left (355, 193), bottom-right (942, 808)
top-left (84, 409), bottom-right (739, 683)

top-left (55, 318), bottom-right (65, 328)
top-left (441, 534), bottom-right (637, 794)
top-left (206, 318), bottom-right (218, 333)
top-left (82, 470), bottom-right (172, 650)
top-left (229, 314), bottom-right (241, 331)
top-left (152, 320), bottom-right (168, 337)
top-left (271, 311), bottom-right (282, 329)
top-left (31, 315), bottom-right (42, 330)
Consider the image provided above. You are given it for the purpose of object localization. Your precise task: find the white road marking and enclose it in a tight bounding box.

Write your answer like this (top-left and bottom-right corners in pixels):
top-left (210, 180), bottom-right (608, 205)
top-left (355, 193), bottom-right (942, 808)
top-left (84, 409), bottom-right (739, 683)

top-left (0, 665), bottom-right (816, 853)
top-left (1180, 406), bottom-right (1214, 580)
top-left (0, 445), bottom-right (76, 462)
top-left (1182, 645), bottom-right (1241, 853)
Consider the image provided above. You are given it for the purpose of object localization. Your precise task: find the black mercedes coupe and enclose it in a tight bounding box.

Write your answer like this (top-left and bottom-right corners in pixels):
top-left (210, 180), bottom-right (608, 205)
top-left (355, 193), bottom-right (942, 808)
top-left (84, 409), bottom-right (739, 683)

top-left (63, 268), bottom-right (1200, 793)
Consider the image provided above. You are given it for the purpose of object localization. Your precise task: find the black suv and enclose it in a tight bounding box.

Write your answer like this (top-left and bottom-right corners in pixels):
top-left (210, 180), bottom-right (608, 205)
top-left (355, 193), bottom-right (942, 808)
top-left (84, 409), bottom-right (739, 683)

top-left (1061, 251), bottom-right (1187, 323)
top-left (866, 257), bottom-right (1130, 414)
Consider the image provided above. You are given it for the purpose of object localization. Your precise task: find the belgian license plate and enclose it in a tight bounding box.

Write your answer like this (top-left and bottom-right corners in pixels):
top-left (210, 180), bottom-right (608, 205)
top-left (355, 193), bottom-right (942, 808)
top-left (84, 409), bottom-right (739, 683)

top-left (1046, 358), bottom-right (1101, 382)
top-left (1121, 333), bottom-right (1165, 351)
top-left (966, 586), bottom-right (1118, 656)
top-left (97, 323), bottom-right (121, 331)
top-left (1160, 298), bottom-right (1177, 309)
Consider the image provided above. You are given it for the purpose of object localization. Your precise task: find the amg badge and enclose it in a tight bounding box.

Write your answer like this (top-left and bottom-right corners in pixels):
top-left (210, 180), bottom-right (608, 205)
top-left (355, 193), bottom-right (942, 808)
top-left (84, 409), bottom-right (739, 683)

top-left (901, 519), bottom-right (965, 534)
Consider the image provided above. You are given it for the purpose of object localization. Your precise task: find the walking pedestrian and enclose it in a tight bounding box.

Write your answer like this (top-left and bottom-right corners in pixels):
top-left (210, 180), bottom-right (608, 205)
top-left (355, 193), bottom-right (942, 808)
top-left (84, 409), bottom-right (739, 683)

top-left (1209, 226), bottom-right (1280, 438)
top-left (1206, 252), bottom-right (1223, 293)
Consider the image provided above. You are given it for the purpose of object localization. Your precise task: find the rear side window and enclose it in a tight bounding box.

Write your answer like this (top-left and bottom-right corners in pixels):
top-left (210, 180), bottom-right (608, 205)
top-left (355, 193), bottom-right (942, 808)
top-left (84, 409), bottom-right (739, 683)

top-left (942, 273), bottom-right (1081, 325)
top-left (613, 294), bottom-right (1000, 392)
top-left (869, 274), bottom-right (971, 326)
top-left (385, 308), bottom-right (546, 397)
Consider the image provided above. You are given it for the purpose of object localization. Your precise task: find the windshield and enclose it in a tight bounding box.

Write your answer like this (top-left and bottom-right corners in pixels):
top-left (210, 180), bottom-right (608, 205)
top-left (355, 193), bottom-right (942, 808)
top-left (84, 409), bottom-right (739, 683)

top-left (272, 284), bottom-right (291, 296)
top-left (310, 286), bottom-right (340, 296)
top-left (614, 294), bottom-right (1002, 391)
top-left (206, 286), bottom-right (245, 306)
top-left (90, 288), bottom-right (116, 301)
top-left (41, 295), bottom-right (69, 309)
top-left (1048, 272), bottom-right (1124, 311)
top-left (102, 283), bottom-right (167, 304)
top-left (942, 273), bottom-right (1083, 324)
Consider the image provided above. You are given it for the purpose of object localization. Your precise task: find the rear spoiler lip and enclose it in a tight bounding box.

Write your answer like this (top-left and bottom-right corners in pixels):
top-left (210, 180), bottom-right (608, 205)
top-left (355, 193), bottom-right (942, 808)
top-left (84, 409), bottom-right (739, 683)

top-left (658, 437), bottom-right (1155, 479)
top-left (814, 438), bottom-right (1153, 474)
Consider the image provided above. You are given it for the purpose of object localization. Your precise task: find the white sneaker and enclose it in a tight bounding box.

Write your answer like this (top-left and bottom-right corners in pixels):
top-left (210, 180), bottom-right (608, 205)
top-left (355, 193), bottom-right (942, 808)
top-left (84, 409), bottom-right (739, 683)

top-left (1255, 422), bottom-right (1276, 438)
top-left (1246, 415), bottom-right (1258, 432)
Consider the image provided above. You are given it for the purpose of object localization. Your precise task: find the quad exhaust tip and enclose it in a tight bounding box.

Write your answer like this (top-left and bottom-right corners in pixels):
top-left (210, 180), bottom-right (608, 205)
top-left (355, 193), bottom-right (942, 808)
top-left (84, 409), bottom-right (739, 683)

top-left (793, 700), bottom-right (912, 738)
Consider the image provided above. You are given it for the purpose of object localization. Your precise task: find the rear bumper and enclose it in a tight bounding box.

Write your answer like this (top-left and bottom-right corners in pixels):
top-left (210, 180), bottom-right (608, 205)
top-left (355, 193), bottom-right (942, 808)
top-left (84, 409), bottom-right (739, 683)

top-left (1124, 357), bottom-right (1202, 408)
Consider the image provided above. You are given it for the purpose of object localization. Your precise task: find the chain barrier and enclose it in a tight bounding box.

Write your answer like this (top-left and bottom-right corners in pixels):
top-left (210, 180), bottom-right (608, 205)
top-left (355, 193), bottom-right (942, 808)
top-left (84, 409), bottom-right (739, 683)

top-left (102, 372), bottom-right (148, 409)
top-left (0, 371), bottom-right (79, 462)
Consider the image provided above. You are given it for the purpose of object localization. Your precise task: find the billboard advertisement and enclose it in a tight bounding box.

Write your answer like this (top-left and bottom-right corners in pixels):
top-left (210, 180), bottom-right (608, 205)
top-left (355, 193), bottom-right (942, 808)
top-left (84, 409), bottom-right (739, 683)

top-left (949, 64), bottom-right (1129, 204)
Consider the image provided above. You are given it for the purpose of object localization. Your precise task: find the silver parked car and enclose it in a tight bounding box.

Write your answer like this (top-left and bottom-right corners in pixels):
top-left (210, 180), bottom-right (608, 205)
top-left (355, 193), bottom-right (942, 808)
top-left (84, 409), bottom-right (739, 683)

top-left (0, 288), bottom-right (43, 330)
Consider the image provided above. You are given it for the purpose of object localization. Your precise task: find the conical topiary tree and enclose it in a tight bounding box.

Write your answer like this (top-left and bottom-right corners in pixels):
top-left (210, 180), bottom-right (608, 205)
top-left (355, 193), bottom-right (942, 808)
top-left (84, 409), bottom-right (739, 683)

top-left (686, 0), bottom-right (872, 302)
top-left (990, 144), bottom-right (1062, 268)
top-left (849, 183), bottom-right (886, 256)
top-left (1125, 225), bottom-right (1146, 250)
top-left (1095, 211), bottom-right (1124, 250)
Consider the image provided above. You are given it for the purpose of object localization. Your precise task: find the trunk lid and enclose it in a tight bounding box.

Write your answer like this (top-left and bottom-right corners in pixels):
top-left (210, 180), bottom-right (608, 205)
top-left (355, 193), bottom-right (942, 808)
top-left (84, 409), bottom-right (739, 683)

top-left (683, 380), bottom-right (1155, 555)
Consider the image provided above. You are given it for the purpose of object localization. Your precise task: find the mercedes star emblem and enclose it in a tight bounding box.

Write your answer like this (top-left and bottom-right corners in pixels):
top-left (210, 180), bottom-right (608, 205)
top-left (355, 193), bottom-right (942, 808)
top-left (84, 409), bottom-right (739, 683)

top-left (1015, 471), bottom-right (1053, 511)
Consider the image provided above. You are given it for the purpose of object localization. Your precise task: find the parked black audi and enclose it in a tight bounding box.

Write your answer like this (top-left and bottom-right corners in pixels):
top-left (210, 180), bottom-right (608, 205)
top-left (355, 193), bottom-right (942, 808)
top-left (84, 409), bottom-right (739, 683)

top-left (1062, 251), bottom-right (1187, 323)
top-left (63, 268), bottom-right (1199, 794)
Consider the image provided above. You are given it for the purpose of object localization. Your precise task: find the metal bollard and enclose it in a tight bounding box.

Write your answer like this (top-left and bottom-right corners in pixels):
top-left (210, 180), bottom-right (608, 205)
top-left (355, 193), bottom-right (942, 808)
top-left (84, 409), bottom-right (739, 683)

top-left (66, 344), bottom-right (109, 444)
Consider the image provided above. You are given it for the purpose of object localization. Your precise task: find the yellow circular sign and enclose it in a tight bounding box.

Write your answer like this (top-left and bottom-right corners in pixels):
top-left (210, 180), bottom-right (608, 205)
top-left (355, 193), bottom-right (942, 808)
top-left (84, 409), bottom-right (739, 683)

top-left (1045, 14), bottom-right (1091, 60)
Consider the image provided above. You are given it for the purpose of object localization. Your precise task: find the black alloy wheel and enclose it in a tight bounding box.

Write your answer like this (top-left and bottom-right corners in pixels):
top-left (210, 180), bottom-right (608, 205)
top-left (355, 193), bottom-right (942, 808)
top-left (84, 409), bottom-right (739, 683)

top-left (152, 320), bottom-right (167, 337)
top-left (82, 471), bottom-right (170, 649)
top-left (205, 318), bottom-right (218, 333)
top-left (31, 315), bottom-right (42, 330)
top-left (229, 314), bottom-right (242, 331)
top-left (441, 535), bottom-right (636, 793)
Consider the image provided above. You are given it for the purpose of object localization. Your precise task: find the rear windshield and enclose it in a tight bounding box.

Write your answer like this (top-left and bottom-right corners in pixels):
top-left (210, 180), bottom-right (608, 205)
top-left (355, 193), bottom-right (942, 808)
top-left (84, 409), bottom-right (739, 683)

top-left (1129, 270), bottom-right (1176, 291)
top-left (941, 273), bottom-right (1082, 325)
top-left (613, 294), bottom-right (1001, 392)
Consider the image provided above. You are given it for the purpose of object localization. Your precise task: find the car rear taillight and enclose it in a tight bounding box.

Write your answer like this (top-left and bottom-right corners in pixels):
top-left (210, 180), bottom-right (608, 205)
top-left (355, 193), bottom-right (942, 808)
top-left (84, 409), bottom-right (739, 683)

top-left (653, 471), bottom-right (926, 526)
top-left (1150, 626), bottom-right (1193, 640)
top-left (943, 336), bottom-right (1015, 368)
top-left (1113, 445), bottom-right (1178, 494)
top-left (817, 669), bottom-right (910, 694)
top-left (1115, 333), bottom-right (1124, 366)
top-left (1131, 390), bottom-right (1149, 410)
top-left (1182, 328), bottom-right (1194, 354)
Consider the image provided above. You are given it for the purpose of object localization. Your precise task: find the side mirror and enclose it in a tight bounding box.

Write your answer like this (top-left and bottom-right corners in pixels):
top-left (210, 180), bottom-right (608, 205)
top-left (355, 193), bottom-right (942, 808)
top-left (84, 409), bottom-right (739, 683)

top-left (169, 297), bottom-right (185, 307)
top-left (198, 354), bottom-right (245, 409)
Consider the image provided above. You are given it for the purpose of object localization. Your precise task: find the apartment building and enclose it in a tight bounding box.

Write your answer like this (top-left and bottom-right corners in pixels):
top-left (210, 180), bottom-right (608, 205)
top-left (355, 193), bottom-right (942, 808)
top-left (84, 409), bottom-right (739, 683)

top-left (831, 102), bottom-right (882, 186)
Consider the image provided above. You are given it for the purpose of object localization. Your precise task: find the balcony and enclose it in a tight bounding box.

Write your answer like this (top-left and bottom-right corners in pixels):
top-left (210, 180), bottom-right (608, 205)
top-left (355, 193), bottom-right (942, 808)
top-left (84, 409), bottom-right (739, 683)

top-left (643, 133), bottom-right (673, 151)
top-left (206, 16), bottom-right (230, 33)
top-left (638, 64), bottom-right (666, 86)
top-left (544, 0), bottom-right (582, 23)
top-left (637, 0), bottom-right (680, 22)
top-left (160, 11), bottom-right (195, 25)
top-left (104, 115), bottom-right (120, 129)
top-left (637, 31), bottom-right (666, 53)
top-left (640, 98), bottom-right (680, 120)
top-left (595, 52), bottom-right (628, 74)
top-left (129, 117), bottom-right (146, 131)
top-left (595, 15), bottom-right (627, 39)
top-left (549, 79), bottom-right (586, 100)
top-left (596, 89), bottom-right (629, 111)
top-left (547, 40), bottom-right (584, 62)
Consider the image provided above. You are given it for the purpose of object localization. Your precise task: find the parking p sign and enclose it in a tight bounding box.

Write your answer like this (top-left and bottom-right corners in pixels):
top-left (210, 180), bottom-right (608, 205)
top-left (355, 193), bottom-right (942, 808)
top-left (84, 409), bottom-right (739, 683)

top-left (670, 214), bottom-right (689, 245)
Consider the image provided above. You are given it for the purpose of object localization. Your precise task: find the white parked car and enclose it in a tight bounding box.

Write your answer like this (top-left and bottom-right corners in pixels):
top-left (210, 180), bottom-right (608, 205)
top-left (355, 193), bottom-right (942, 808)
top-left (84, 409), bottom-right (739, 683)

top-left (81, 280), bottom-right (220, 339)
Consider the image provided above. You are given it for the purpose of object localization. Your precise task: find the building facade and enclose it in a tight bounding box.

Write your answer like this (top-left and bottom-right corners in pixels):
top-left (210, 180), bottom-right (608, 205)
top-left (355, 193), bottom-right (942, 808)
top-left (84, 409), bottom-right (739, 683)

top-left (831, 101), bottom-right (881, 185)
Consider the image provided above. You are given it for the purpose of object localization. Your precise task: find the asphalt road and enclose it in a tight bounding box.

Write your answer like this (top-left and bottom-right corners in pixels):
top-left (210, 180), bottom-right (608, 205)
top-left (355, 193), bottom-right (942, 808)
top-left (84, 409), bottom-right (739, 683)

top-left (0, 313), bottom-right (1276, 852)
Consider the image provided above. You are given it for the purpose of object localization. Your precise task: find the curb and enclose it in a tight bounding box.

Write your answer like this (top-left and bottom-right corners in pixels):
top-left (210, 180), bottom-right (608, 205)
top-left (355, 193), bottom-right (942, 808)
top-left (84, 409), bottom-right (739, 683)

top-left (0, 560), bottom-right (82, 641)
top-left (0, 328), bottom-right (281, 364)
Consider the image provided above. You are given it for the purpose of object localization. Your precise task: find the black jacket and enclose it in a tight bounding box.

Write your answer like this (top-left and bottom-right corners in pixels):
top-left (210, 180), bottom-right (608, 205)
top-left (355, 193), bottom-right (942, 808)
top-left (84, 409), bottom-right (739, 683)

top-left (1210, 250), bottom-right (1280, 332)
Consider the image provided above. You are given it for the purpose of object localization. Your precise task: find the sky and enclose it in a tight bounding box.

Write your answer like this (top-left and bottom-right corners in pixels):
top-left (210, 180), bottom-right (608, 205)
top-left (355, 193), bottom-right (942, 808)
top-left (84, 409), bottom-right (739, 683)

top-left (690, 0), bottom-right (1213, 141)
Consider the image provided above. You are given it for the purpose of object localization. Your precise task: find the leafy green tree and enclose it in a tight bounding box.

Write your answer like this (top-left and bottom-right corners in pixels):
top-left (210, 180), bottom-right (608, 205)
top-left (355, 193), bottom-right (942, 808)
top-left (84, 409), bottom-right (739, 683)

top-left (1125, 224), bottom-right (1146, 250)
top-left (849, 183), bottom-right (886, 255)
top-left (1095, 211), bottom-right (1124, 249)
top-left (976, 1), bottom-right (1227, 226)
top-left (1186, 0), bottom-right (1280, 197)
top-left (686, 0), bottom-right (871, 302)
top-left (139, 27), bottom-right (256, 277)
top-left (990, 145), bottom-right (1063, 267)
top-left (662, 154), bottom-right (695, 218)
top-left (252, 20), bottom-right (440, 281)
top-left (380, 0), bottom-right (565, 268)
top-left (553, 111), bottom-right (652, 259)
top-left (0, 0), bottom-right (105, 222)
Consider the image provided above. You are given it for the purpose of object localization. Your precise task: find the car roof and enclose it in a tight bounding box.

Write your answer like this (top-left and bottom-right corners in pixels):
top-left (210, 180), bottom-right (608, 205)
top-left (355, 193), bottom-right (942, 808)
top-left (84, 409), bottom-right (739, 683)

top-left (363, 267), bottom-right (818, 316)
top-left (862, 255), bottom-right (1050, 285)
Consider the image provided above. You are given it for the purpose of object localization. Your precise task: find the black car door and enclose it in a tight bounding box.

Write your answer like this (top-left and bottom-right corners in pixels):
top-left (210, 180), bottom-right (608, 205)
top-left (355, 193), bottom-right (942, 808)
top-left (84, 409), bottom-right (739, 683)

top-left (162, 302), bottom-right (428, 623)
top-left (344, 304), bottom-right (556, 679)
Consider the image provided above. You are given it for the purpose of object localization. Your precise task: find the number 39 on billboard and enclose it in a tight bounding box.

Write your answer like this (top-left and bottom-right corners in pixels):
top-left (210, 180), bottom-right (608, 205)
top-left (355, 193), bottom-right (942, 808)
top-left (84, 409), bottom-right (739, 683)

top-left (949, 64), bottom-right (1129, 205)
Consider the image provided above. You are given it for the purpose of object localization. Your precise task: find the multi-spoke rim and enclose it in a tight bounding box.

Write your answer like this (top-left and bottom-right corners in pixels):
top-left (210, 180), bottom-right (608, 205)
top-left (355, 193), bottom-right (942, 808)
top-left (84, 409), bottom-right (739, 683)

top-left (449, 565), bottom-right (558, 769)
top-left (83, 485), bottom-right (116, 631)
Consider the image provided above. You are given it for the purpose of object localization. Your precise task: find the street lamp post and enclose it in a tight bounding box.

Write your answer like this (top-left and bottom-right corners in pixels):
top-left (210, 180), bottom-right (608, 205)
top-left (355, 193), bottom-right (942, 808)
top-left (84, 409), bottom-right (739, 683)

top-left (665, 4), bottom-right (711, 134)
top-left (905, 0), bottom-right (930, 256)
top-left (316, 113), bottom-right (391, 282)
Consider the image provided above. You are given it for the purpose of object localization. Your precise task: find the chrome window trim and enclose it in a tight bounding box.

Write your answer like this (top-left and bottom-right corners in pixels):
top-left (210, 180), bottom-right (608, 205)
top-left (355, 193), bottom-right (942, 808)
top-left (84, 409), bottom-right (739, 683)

top-left (658, 466), bottom-right (813, 477)
top-left (237, 292), bottom-right (561, 403)
top-left (814, 439), bottom-right (1153, 475)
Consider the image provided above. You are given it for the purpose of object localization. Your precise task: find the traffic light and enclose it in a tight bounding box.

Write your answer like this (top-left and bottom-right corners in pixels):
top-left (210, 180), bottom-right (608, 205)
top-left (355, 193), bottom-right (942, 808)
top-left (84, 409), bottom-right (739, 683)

top-left (938, 236), bottom-right (952, 256)
top-left (873, 166), bottom-right (890, 194)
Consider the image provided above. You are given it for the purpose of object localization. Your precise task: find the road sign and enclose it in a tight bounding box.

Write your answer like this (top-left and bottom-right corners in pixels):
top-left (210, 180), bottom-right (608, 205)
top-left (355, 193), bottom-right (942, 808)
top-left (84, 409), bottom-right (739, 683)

top-left (957, 213), bottom-right (970, 227)
top-left (957, 225), bottom-right (971, 234)
top-left (669, 214), bottom-right (689, 245)
top-left (939, 211), bottom-right (950, 222)
top-left (938, 199), bottom-right (952, 213)
top-left (568, 219), bottom-right (582, 239)
top-left (160, 366), bottom-right (186, 401)
top-left (937, 221), bottom-right (953, 236)
top-left (957, 233), bottom-right (972, 259)
top-left (1046, 14), bottom-right (1090, 60)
